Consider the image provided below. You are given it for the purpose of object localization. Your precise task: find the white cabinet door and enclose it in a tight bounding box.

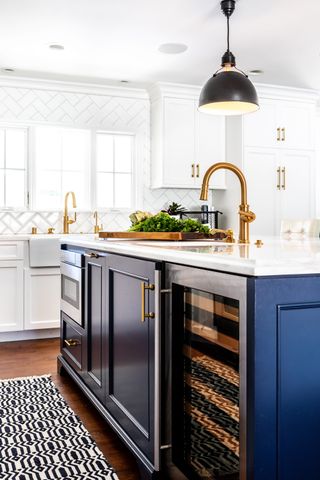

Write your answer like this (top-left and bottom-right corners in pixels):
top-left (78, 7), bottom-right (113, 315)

top-left (244, 100), bottom-right (278, 148)
top-left (163, 97), bottom-right (195, 187)
top-left (279, 102), bottom-right (315, 150)
top-left (24, 268), bottom-right (60, 330)
top-left (280, 150), bottom-right (314, 222)
top-left (195, 108), bottom-right (226, 188)
top-left (0, 261), bottom-right (24, 332)
top-left (244, 147), bottom-right (280, 236)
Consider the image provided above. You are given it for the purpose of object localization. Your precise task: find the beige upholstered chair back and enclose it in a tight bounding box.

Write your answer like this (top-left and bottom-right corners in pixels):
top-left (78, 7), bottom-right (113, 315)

top-left (280, 219), bottom-right (320, 238)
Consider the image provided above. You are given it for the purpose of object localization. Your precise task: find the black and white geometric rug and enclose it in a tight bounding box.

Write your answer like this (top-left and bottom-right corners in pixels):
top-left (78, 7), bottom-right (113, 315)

top-left (0, 374), bottom-right (119, 479)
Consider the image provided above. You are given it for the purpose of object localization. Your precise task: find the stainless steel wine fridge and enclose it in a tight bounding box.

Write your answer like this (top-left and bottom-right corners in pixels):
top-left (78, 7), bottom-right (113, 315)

top-left (166, 264), bottom-right (247, 480)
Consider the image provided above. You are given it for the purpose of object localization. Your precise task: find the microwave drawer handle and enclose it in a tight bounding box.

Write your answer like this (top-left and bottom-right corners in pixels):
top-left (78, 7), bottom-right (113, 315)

top-left (64, 338), bottom-right (79, 347)
top-left (84, 252), bottom-right (100, 258)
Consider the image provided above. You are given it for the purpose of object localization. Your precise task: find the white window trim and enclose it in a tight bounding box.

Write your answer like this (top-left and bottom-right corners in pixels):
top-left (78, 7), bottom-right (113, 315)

top-left (0, 122), bottom-right (144, 213)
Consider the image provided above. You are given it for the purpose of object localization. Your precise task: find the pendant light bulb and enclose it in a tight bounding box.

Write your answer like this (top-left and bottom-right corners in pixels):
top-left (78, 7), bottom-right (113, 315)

top-left (199, 0), bottom-right (259, 116)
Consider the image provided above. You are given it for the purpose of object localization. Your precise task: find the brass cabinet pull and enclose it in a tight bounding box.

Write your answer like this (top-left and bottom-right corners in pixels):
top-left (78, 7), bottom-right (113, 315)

top-left (191, 164), bottom-right (195, 178)
top-left (64, 338), bottom-right (79, 347)
top-left (277, 127), bottom-right (281, 141)
top-left (196, 164), bottom-right (200, 178)
top-left (277, 167), bottom-right (281, 190)
top-left (141, 282), bottom-right (155, 323)
top-left (281, 166), bottom-right (286, 190)
top-left (84, 252), bottom-right (100, 258)
top-left (281, 127), bottom-right (286, 141)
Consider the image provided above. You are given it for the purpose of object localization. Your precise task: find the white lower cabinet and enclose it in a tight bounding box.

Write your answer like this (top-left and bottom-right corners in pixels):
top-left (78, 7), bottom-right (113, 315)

top-left (0, 260), bottom-right (24, 333)
top-left (24, 268), bottom-right (60, 330)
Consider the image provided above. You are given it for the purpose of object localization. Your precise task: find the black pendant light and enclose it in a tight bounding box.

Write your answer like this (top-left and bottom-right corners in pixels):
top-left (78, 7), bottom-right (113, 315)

top-left (199, 0), bottom-right (259, 115)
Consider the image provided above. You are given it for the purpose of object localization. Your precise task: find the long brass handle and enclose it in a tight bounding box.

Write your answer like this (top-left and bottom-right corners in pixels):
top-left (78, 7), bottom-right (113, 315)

top-left (191, 164), bottom-right (195, 178)
top-left (281, 167), bottom-right (286, 190)
top-left (64, 338), bottom-right (79, 347)
top-left (277, 167), bottom-right (281, 190)
top-left (277, 127), bottom-right (281, 141)
top-left (196, 164), bottom-right (200, 178)
top-left (141, 282), bottom-right (155, 323)
top-left (281, 127), bottom-right (286, 141)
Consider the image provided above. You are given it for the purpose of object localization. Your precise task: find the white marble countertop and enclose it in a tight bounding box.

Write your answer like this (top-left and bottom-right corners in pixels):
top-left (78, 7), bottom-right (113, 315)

top-left (0, 233), bottom-right (95, 241)
top-left (60, 235), bottom-right (320, 276)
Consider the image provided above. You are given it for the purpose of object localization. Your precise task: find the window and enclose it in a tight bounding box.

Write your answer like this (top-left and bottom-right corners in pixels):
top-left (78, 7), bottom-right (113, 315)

top-left (96, 132), bottom-right (134, 209)
top-left (0, 128), bottom-right (27, 209)
top-left (33, 126), bottom-right (91, 210)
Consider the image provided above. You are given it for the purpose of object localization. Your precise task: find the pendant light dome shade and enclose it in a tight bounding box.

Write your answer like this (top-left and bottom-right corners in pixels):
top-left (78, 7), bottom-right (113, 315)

top-left (199, 0), bottom-right (259, 116)
top-left (199, 70), bottom-right (259, 115)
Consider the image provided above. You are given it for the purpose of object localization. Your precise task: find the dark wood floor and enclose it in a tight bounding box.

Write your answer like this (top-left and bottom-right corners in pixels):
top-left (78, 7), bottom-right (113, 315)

top-left (0, 338), bottom-right (140, 480)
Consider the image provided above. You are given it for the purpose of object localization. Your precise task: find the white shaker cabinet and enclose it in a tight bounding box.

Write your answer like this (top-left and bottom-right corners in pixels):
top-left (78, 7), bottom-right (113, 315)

top-left (244, 96), bottom-right (315, 150)
top-left (226, 85), bottom-right (317, 236)
top-left (0, 241), bottom-right (24, 333)
top-left (150, 83), bottom-right (226, 189)
top-left (24, 267), bottom-right (60, 330)
top-left (244, 147), bottom-right (314, 236)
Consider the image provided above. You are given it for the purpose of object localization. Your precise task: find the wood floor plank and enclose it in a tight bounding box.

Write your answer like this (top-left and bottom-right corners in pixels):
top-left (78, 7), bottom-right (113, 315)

top-left (0, 338), bottom-right (140, 480)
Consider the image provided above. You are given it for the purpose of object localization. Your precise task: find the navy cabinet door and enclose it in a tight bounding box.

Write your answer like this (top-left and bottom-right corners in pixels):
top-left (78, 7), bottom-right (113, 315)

top-left (84, 251), bottom-right (107, 404)
top-left (105, 255), bottom-right (159, 464)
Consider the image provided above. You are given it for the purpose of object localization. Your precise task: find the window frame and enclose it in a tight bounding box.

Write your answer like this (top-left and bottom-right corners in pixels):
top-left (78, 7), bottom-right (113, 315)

top-left (0, 122), bottom-right (143, 213)
top-left (0, 123), bottom-right (29, 211)
top-left (94, 130), bottom-right (141, 212)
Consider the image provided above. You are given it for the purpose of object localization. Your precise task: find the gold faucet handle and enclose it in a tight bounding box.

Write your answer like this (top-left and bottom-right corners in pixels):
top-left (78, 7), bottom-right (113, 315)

top-left (68, 212), bottom-right (77, 225)
top-left (239, 210), bottom-right (256, 223)
top-left (47, 227), bottom-right (55, 234)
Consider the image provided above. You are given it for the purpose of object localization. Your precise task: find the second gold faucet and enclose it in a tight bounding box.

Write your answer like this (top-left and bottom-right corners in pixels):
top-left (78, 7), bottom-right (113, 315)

top-left (63, 191), bottom-right (77, 234)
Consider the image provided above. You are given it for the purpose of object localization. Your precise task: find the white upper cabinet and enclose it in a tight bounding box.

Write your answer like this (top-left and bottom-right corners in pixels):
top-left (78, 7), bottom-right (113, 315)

top-left (243, 88), bottom-right (316, 150)
top-left (150, 83), bottom-right (226, 189)
top-left (162, 97), bottom-right (195, 187)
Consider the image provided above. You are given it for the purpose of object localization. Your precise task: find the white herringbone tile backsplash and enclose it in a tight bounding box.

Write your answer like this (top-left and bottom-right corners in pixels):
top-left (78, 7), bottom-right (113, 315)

top-left (0, 82), bottom-right (205, 234)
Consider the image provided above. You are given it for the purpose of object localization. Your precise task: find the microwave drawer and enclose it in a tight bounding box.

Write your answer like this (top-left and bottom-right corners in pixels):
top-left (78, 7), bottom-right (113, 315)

top-left (61, 313), bottom-right (84, 373)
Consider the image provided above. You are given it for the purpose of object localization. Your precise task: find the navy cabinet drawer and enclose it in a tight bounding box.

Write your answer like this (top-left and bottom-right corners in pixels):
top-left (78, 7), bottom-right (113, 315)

top-left (61, 312), bottom-right (84, 373)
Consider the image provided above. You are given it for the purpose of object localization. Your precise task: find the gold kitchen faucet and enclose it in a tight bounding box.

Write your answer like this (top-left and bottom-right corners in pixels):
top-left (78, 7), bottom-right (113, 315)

top-left (200, 162), bottom-right (255, 244)
top-left (63, 191), bottom-right (77, 234)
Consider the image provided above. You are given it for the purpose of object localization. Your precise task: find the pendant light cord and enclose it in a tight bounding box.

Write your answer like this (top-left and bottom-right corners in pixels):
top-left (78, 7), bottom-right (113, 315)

top-left (227, 15), bottom-right (230, 52)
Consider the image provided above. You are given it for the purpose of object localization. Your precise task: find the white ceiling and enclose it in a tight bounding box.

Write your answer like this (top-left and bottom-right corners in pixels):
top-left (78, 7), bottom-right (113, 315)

top-left (0, 0), bottom-right (319, 89)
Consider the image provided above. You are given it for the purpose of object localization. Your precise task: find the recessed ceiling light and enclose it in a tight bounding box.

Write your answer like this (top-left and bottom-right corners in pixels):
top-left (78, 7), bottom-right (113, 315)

top-left (2, 68), bottom-right (15, 72)
top-left (120, 80), bottom-right (129, 83)
top-left (158, 43), bottom-right (188, 54)
top-left (49, 44), bottom-right (64, 51)
top-left (249, 69), bottom-right (264, 76)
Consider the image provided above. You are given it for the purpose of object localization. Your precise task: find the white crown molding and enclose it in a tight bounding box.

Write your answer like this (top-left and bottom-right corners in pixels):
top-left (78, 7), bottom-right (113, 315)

top-left (148, 80), bottom-right (320, 105)
top-left (254, 82), bottom-right (319, 104)
top-left (0, 75), bottom-right (149, 100)
top-left (148, 82), bottom-right (202, 102)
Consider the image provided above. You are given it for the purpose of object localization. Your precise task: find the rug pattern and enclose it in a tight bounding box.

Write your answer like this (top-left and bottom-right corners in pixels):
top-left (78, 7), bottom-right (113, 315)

top-left (0, 375), bottom-right (119, 480)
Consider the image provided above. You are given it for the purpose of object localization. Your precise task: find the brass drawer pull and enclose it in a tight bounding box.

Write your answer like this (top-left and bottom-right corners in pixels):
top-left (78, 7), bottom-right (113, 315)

top-left (64, 338), bottom-right (79, 347)
top-left (281, 166), bottom-right (286, 190)
top-left (277, 127), bottom-right (281, 141)
top-left (141, 282), bottom-right (155, 323)
top-left (277, 167), bottom-right (281, 190)
top-left (84, 252), bottom-right (100, 258)
top-left (281, 127), bottom-right (286, 141)
top-left (196, 164), bottom-right (200, 178)
top-left (191, 164), bottom-right (195, 178)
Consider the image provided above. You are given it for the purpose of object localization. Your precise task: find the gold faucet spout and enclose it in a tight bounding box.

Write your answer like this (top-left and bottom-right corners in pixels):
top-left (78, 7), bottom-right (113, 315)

top-left (63, 191), bottom-right (77, 234)
top-left (199, 162), bottom-right (255, 244)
